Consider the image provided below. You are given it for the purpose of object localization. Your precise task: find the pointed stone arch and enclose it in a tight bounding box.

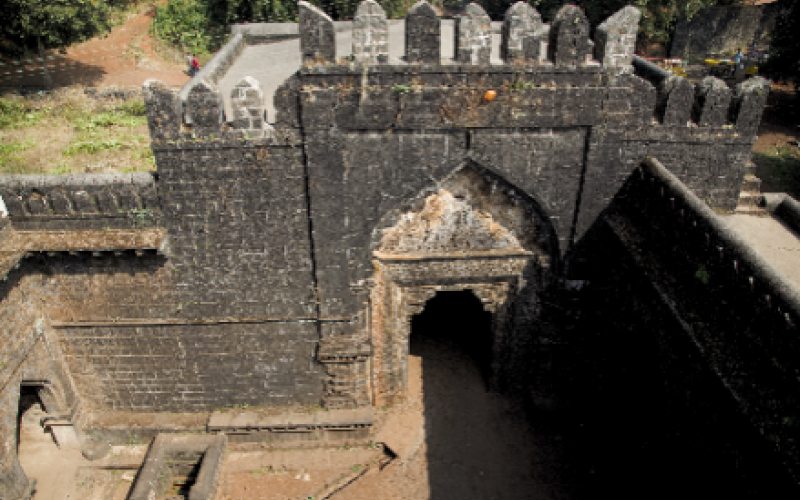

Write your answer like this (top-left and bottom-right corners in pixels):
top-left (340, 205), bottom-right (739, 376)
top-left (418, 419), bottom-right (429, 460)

top-left (368, 160), bottom-right (559, 406)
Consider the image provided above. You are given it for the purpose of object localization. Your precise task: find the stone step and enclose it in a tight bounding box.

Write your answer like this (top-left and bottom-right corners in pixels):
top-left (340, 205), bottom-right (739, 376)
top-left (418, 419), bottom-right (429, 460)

top-left (742, 173), bottom-right (762, 193)
top-left (736, 192), bottom-right (766, 214)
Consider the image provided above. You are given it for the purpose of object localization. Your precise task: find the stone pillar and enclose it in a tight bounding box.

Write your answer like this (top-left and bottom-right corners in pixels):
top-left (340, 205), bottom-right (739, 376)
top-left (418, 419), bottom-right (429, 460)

top-left (353, 0), bottom-right (389, 64)
top-left (732, 77), bottom-right (770, 134)
top-left (694, 76), bottom-right (731, 127)
top-left (501, 2), bottom-right (543, 64)
top-left (142, 80), bottom-right (180, 143)
top-left (299, 1), bottom-right (335, 65)
top-left (406, 0), bottom-right (440, 64)
top-left (186, 80), bottom-right (223, 138)
top-left (318, 334), bottom-right (372, 409)
top-left (595, 6), bottom-right (640, 73)
top-left (230, 76), bottom-right (266, 130)
top-left (657, 76), bottom-right (695, 126)
top-left (455, 3), bottom-right (492, 65)
top-left (548, 5), bottom-right (593, 67)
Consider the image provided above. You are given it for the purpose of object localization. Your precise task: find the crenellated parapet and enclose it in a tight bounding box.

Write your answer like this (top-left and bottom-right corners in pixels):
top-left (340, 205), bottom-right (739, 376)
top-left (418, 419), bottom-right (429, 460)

top-left (352, 0), bottom-right (389, 64)
top-left (631, 56), bottom-right (768, 131)
top-left (694, 76), bottom-right (731, 127)
top-left (230, 76), bottom-right (267, 130)
top-left (501, 2), bottom-right (544, 64)
top-left (142, 1), bottom-right (769, 146)
top-left (594, 6), bottom-right (640, 72)
top-left (405, 0), bottom-right (440, 64)
top-left (731, 77), bottom-right (771, 133)
top-left (0, 173), bottom-right (161, 231)
top-left (299, 1), bottom-right (336, 65)
top-left (548, 5), bottom-right (594, 67)
top-left (455, 3), bottom-right (492, 66)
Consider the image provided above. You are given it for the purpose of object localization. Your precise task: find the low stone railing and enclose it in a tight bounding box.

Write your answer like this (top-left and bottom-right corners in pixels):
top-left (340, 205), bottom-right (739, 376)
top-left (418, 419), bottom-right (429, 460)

top-left (637, 156), bottom-right (800, 329)
top-left (606, 156), bottom-right (800, 481)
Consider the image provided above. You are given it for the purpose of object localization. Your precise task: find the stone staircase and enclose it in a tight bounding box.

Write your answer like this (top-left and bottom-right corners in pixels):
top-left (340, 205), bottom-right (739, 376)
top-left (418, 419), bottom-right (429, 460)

top-left (736, 161), bottom-right (767, 215)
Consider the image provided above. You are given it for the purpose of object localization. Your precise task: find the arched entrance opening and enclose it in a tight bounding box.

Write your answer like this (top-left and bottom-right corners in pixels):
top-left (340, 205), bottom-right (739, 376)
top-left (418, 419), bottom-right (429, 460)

top-left (17, 384), bottom-right (52, 453)
top-left (410, 290), bottom-right (493, 389)
top-left (368, 161), bottom-right (561, 406)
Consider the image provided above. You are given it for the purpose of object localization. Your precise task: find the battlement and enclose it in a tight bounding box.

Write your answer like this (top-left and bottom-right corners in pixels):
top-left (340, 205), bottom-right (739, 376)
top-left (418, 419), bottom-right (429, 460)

top-left (142, 1), bottom-right (769, 145)
top-left (0, 173), bottom-right (161, 231)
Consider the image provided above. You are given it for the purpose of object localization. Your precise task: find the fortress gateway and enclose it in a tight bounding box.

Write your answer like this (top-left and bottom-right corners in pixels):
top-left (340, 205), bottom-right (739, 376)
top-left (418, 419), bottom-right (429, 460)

top-left (1, 2), bottom-right (799, 499)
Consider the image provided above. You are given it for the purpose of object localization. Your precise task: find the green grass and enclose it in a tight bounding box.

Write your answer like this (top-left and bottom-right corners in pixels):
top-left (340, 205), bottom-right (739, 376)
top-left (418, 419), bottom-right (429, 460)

top-left (0, 138), bottom-right (36, 172)
top-left (752, 146), bottom-right (800, 199)
top-left (0, 88), bottom-right (155, 175)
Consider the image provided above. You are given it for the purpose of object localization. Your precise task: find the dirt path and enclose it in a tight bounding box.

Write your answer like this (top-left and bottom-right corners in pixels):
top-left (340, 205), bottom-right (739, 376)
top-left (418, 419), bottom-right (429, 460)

top-left (337, 293), bottom-right (582, 500)
top-left (0, 4), bottom-right (188, 90)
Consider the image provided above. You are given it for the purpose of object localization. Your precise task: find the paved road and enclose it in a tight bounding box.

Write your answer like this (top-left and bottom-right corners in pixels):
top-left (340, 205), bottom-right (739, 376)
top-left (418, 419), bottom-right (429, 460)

top-left (217, 20), bottom-right (504, 122)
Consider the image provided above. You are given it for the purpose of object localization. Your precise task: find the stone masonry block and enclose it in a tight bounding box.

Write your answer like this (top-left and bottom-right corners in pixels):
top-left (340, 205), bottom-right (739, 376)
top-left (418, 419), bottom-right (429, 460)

top-left (455, 3), bottom-right (492, 65)
top-left (142, 79), bottom-right (180, 143)
top-left (406, 1), bottom-right (440, 64)
top-left (501, 2), bottom-right (544, 64)
top-left (186, 80), bottom-right (224, 138)
top-left (595, 6), bottom-right (640, 73)
top-left (230, 76), bottom-right (266, 130)
top-left (694, 76), bottom-right (731, 127)
top-left (548, 5), bottom-right (594, 67)
top-left (658, 76), bottom-right (695, 126)
top-left (300, 1), bottom-right (336, 65)
top-left (732, 76), bottom-right (770, 133)
top-left (353, 0), bottom-right (389, 64)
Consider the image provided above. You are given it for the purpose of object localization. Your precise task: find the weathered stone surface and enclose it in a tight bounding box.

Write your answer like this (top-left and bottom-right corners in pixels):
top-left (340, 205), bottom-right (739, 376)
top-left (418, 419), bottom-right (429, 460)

top-left (455, 3), bottom-right (492, 65)
top-left (548, 5), bottom-right (594, 67)
top-left (732, 76), bottom-right (770, 133)
top-left (501, 2), bottom-right (543, 64)
top-left (378, 189), bottom-right (525, 255)
top-left (299, 1), bottom-right (335, 65)
top-left (186, 80), bottom-right (223, 137)
top-left (405, 0), bottom-right (440, 64)
top-left (595, 6), bottom-right (640, 72)
top-left (694, 76), bottom-right (731, 127)
top-left (657, 75), bottom-right (695, 126)
top-left (142, 80), bottom-right (180, 143)
top-left (230, 76), bottom-right (266, 129)
top-left (353, 0), bottom-right (389, 64)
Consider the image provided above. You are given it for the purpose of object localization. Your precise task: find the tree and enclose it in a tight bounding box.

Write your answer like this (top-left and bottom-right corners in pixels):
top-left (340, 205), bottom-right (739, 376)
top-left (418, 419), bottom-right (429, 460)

top-left (1, 0), bottom-right (113, 87)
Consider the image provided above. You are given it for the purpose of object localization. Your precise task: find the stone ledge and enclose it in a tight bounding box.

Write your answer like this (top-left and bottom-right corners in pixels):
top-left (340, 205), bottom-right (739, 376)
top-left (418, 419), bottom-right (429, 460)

top-left (128, 434), bottom-right (226, 500)
top-left (208, 407), bottom-right (373, 432)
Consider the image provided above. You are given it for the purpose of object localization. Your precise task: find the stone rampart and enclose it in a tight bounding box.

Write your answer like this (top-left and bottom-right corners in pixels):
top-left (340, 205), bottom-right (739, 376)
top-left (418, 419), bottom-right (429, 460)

top-left (575, 156), bottom-right (800, 485)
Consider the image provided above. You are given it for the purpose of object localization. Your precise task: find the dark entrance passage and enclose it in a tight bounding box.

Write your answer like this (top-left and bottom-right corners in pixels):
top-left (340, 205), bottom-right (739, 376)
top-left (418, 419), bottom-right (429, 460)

top-left (410, 290), bottom-right (493, 387)
top-left (17, 385), bottom-right (50, 453)
top-left (407, 290), bottom-right (578, 500)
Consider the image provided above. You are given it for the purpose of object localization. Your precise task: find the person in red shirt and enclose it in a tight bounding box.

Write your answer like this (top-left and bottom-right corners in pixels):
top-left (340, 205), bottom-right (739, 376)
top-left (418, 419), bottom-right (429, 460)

top-left (192, 54), bottom-right (200, 76)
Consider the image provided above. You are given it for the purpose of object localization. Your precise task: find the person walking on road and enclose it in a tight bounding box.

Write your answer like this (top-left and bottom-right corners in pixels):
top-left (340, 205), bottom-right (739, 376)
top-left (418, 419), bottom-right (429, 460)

top-left (192, 54), bottom-right (200, 77)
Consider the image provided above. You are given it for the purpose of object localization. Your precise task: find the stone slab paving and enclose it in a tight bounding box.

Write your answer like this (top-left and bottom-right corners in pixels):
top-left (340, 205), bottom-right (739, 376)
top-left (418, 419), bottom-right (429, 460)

top-left (723, 213), bottom-right (800, 291)
top-left (217, 20), bottom-right (503, 123)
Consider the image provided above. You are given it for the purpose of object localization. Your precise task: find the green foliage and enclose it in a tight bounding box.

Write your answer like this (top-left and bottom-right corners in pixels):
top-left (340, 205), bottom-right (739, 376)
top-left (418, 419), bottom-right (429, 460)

top-left (0, 0), bottom-right (129, 54)
top-left (152, 0), bottom-right (416, 54)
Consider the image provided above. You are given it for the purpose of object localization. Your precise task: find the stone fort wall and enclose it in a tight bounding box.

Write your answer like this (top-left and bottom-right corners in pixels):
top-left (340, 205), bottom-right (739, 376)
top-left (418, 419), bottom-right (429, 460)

top-left (0, 2), bottom-right (771, 413)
